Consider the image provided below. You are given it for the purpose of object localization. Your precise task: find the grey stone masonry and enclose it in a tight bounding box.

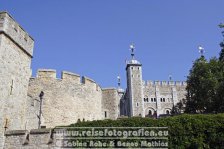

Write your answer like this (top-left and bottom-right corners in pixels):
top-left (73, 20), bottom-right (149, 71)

top-left (3, 129), bottom-right (59, 149)
top-left (126, 60), bottom-right (144, 117)
top-left (102, 88), bottom-right (120, 120)
top-left (0, 12), bottom-right (34, 57)
top-left (27, 69), bottom-right (103, 129)
top-left (0, 12), bottom-right (34, 149)
top-left (122, 57), bottom-right (187, 118)
top-left (142, 81), bottom-right (186, 117)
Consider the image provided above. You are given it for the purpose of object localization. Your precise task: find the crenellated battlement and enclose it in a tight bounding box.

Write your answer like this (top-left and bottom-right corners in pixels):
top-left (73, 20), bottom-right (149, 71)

top-left (102, 87), bottom-right (117, 91)
top-left (28, 69), bottom-right (103, 128)
top-left (61, 71), bottom-right (80, 83)
top-left (0, 11), bottom-right (34, 57)
top-left (144, 80), bottom-right (187, 87)
top-left (37, 69), bottom-right (57, 78)
top-left (33, 69), bottom-right (100, 90)
top-left (82, 76), bottom-right (95, 84)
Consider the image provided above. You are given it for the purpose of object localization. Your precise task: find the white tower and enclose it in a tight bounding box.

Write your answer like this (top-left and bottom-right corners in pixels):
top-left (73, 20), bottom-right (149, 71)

top-left (126, 44), bottom-right (144, 117)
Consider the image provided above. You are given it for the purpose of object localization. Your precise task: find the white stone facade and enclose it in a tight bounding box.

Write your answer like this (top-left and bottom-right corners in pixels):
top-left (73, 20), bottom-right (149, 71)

top-left (120, 60), bottom-right (187, 118)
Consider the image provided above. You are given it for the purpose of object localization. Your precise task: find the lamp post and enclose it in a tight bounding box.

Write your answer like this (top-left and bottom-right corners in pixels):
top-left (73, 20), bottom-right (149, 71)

top-left (38, 91), bottom-right (44, 129)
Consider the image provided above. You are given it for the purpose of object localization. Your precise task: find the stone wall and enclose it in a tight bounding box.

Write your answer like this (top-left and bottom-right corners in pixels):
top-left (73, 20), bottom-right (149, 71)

top-left (26, 69), bottom-right (103, 129)
top-left (0, 12), bottom-right (34, 56)
top-left (0, 12), bottom-right (34, 148)
top-left (102, 88), bottom-right (120, 120)
top-left (3, 129), bottom-right (59, 149)
top-left (143, 80), bottom-right (187, 116)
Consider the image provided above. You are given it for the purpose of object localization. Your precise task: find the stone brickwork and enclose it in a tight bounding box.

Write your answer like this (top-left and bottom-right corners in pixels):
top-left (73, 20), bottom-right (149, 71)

top-left (0, 12), bottom-right (34, 57)
top-left (3, 129), bottom-right (60, 149)
top-left (143, 81), bottom-right (186, 117)
top-left (102, 88), bottom-right (120, 120)
top-left (126, 60), bottom-right (144, 117)
top-left (27, 69), bottom-right (103, 129)
top-left (0, 12), bottom-right (34, 149)
top-left (122, 58), bottom-right (187, 118)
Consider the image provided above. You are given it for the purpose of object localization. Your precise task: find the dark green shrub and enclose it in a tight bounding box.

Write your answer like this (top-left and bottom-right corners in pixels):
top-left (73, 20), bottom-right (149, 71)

top-left (62, 114), bottom-right (224, 149)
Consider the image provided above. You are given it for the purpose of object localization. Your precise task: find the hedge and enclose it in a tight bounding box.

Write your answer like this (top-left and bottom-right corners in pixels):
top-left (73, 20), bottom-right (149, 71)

top-left (64, 114), bottom-right (224, 149)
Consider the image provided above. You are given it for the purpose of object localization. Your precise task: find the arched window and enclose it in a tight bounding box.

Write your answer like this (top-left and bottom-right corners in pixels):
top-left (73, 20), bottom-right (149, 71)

top-left (166, 110), bottom-right (170, 115)
top-left (148, 110), bottom-right (152, 116)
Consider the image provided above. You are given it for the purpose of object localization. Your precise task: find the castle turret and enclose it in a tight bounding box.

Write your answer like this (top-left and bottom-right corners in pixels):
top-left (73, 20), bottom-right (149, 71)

top-left (117, 76), bottom-right (125, 117)
top-left (126, 44), bottom-right (144, 117)
top-left (0, 12), bottom-right (34, 148)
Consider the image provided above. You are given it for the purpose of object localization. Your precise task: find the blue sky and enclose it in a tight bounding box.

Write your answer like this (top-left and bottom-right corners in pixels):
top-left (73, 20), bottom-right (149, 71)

top-left (1, 1), bottom-right (224, 88)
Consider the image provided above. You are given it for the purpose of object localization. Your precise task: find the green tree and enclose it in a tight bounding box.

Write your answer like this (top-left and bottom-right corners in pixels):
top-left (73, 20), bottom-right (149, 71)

top-left (219, 30), bottom-right (224, 62)
top-left (172, 99), bottom-right (185, 114)
top-left (185, 57), bottom-right (220, 113)
top-left (185, 24), bottom-right (224, 113)
top-left (216, 23), bottom-right (224, 112)
top-left (219, 42), bottom-right (224, 62)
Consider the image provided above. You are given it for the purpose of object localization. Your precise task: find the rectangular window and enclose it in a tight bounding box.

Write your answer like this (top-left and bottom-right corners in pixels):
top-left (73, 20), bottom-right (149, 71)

top-left (105, 111), bottom-right (107, 118)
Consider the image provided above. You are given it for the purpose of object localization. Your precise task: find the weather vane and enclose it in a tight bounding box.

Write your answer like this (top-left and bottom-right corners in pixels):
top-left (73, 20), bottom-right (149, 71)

top-left (129, 43), bottom-right (135, 60)
top-left (169, 75), bottom-right (172, 81)
top-left (117, 75), bottom-right (121, 88)
top-left (198, 45), bottom-right (205, 57)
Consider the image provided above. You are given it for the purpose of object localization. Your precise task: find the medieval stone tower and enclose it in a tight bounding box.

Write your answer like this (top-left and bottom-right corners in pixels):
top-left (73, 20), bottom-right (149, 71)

top-left (121, 44), bottom-right (187, 118)
top-left (126, 44), bottom-right (145, 117)
top-left (0, 12), bottom-right (34, 148)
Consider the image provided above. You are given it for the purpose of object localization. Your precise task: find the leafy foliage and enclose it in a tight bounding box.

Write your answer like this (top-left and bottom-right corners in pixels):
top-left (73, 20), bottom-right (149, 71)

top-left (185, 27), bottom-right (224, 113)
top-left (66, 114), bottom-right (224, 149)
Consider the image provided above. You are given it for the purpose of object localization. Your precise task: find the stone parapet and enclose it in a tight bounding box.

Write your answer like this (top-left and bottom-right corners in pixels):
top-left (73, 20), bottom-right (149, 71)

top-left (144, 80), bottom-right (187, 87)
top-left (0, 12), bottom-right (34, 57)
